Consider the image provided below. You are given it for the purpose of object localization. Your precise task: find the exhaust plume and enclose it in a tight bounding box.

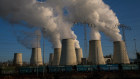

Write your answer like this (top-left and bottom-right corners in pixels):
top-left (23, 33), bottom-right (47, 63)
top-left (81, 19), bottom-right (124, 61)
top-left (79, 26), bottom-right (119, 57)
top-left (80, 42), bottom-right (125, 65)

top-left (72, 31), bottom-right (80, 48)
top-left (58, 0), bottom-right (122, 41)
top-left (15, 29), bottom-right (41, 49)
top-left (0, 0), bottom-right (122, 49)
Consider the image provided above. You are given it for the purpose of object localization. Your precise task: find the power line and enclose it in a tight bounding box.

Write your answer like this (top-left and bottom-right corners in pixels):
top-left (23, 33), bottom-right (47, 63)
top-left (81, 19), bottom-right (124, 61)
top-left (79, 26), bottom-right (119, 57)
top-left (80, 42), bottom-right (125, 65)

top-left (119, 24), bottom-right (131, 42)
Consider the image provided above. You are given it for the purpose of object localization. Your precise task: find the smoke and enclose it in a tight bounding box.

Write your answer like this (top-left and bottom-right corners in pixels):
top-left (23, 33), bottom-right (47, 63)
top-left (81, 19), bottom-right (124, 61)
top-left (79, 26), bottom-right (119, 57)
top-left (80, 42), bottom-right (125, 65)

top-left (0, 0), bottom-right (57, 48)
top-left (90, 26), bottom-right (101, 40)
top-left (0, 0), bottom-right (122, 49)
top-left (42, 27), bottom-right (61, 48)
top-left (15, 29), bottom-right (41, 49)
top-left (61, 0), bottom-right (122, 41)
top-left (0, 0), bottom-right (80, 48)
top-left (71, 31), bottom-right (80, 48)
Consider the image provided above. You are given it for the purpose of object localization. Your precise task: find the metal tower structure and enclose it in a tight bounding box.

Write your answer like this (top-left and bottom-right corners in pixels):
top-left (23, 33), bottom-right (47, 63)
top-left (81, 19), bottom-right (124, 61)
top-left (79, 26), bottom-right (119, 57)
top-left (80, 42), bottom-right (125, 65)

top-left (43, 39), bottom-right (45, 65)
top-left (73, 22), bottom-right (88, 58)
top-left (119, 24), bottom-right (131, 64)
top-left (84, 24), bottom-right (88, 57)
top-left (119, 24), bottom-right (131, 42)
top-left (133, 39), bottom-right (137, 53)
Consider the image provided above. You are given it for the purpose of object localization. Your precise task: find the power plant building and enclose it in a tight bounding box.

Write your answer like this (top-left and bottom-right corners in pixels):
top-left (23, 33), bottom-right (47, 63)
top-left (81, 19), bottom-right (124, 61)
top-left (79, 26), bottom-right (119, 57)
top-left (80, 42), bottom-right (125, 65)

top-left (88, 40), bottom-right (105, 65)
top-left (75, 48), bottom-right (83, 64)
top-left (52, 48), bottom-right (61, 65)
top-left (30, 48), bottom-right (43, 66)
top-left (81, 58), bottom-right (88, 65)
top-left (113, 41), bottom-right (130, 64)
top-left (60, 39), bottom-right (77, 65)
top-left (13, 53), bottom-right (23, 66)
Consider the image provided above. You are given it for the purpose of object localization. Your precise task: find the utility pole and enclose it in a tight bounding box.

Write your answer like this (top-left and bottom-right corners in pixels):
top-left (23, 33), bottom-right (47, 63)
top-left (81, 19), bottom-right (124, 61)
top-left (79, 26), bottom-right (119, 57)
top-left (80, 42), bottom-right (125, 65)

top-left (43, 39), bottom-right (45, 65)
top-left (119, 24), bottom-right (131, 63)
top-left (43, 38), bottom-right (45, 78)
top-left (84, 24), bottom-right (88, 57)
top-left (74, 21), bottom-right (88, 58)
top-left (133, 39), bottom-right (137, 53)
top-left (119, 24), bottom-right (131, 42)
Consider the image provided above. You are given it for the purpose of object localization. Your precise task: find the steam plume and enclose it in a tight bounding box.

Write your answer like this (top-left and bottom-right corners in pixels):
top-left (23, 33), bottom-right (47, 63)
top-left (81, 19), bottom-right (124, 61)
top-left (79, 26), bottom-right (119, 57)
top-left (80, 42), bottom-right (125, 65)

top-left (0, 0), bottom-right (122, 49)
top-left (58, 0), bottom-right (122, 41)
top-left (72, 31), bottom-right (80, 48)
top-left (15, 29), bottom-right (41, 49)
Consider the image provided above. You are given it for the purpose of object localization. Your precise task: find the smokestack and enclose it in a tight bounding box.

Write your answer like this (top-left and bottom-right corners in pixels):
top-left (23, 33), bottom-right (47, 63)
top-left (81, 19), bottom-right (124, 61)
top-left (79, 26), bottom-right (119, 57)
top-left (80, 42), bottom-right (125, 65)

top-left (75, 48), bottom-right (83, 64)
top-left (13, 53), bottom-right (23, 66)
top-left (49, 53), bottom-right (54, 65)
top-left (60, 39), bottom-right (77, 65)
top-left (30, 48), bottom-right (43, 66)
top-left (113, 41), bottom-right (130, 64)
top-left (88, 40), bottom-right (105, 65)
top-left (52, 48), bottom-right (61, 65)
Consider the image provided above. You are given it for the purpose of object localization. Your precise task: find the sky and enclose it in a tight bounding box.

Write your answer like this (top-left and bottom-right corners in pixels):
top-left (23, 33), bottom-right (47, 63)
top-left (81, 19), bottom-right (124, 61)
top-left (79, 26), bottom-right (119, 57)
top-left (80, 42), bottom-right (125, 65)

top-left (0, 0), bottom-right (140, 63)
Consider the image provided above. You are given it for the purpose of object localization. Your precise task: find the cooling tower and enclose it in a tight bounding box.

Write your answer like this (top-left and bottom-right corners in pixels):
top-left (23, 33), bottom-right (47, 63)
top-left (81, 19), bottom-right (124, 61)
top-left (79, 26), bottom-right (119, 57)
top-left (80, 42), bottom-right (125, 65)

top-left (60, 39), bottom-right (77, 65)
top-left (49, 53), bottom-right (54, 65)
top-left (113, 41), bottom-right (130, 64)
top-left (52, 48), bottom-right (61, 65)
top-left (30, 48), bottom-right (43, 66)
top-left (75, 48), bottom-right (83, 64)
top-left (13, 53), bottom-right (22, 66)
top-left (88, 40), bottom-right (105, 65)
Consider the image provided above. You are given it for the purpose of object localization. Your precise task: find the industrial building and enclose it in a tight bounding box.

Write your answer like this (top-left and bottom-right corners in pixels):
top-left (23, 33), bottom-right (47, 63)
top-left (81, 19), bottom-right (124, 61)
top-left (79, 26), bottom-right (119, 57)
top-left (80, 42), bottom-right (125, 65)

top-left (13, 53), bottom-right (23, 66)
top-left (75, 48), bottom-right (83, 64)
top-left (52, 48), bottom-right (61, 65)
top-left (104, 55), bottom-right (113, 64)
top-left (27, 39), bottom-right (130, 66)
top-left (59, 39), bottom-right (77, 65)
top-left (30, 48), bottom-right (43, 66)
top-left (11, 39), bottom-right (131, 66)
top-left (113, 41), bottom-right (130, 64)
top-left (88, 40), bottom-right (105, 65)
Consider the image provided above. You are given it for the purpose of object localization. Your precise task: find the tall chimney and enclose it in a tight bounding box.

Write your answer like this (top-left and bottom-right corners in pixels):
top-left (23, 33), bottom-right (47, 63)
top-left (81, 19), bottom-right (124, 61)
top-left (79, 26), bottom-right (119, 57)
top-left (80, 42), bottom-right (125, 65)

top-left (30, 48), bottom-right (43, 66)
top-left (113, 41), bottom-right (130, 64)
top-left (52, 48), bottom-right (61, 65)
top-left (60, 39), bottom-right (77, 65)
top-left (49, 53), bottom-right (54, 65)
top-left (13, 53), bottom-right (23, 66)
top-left (75, 48), bottom-right (83, 64)
top-left (88, 40), bottom-right (105, 65)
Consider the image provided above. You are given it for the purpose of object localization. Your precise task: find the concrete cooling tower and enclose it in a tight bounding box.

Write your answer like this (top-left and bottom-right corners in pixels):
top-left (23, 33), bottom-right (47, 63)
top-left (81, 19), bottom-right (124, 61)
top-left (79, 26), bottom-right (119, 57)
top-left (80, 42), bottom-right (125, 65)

top-left (52, 48), bottom-right (61, 65)
top-left (49, 53), bottom-right (54, 65)
top-left (13, 53), bottom-right (23, 66)
top-left (113, 41), bottom-right (130, 64)
top-left (60, 39), bottom-right (77, 65)
top-left (88, 40), bottom-right (105, 65)
top-left (30, 48), bottom-right (43, 66)
top-left (75, 48), bottom-right (83, 64)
